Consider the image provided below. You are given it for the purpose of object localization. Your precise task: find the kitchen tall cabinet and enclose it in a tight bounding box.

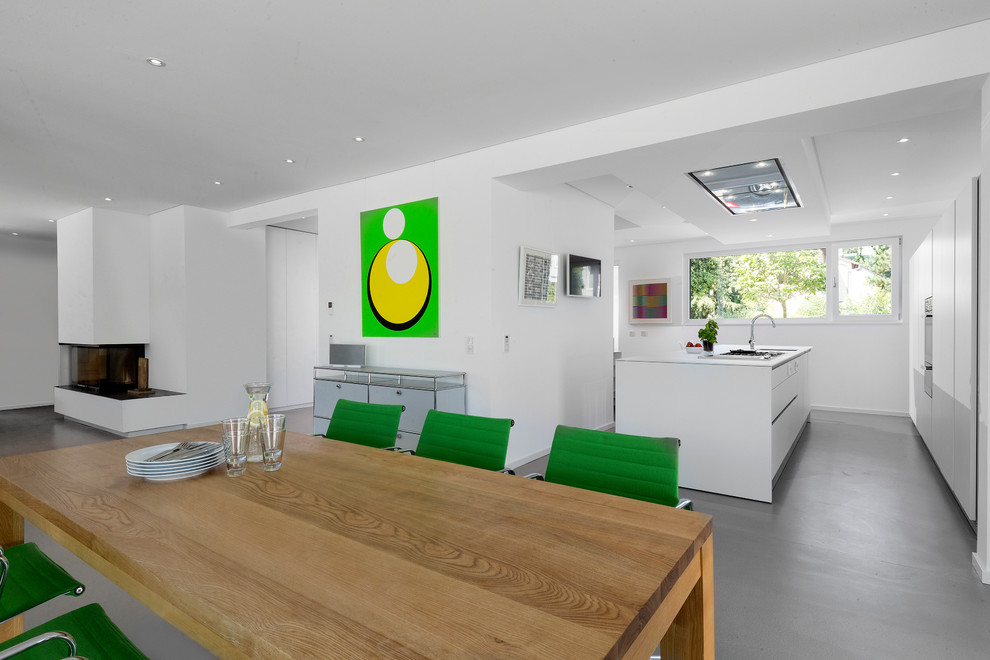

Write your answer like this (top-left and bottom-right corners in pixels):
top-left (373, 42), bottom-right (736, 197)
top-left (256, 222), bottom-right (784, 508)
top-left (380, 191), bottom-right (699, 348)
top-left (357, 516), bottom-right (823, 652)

top-left (909, 178), bottom-right (978, 523)
top-left (312, 366), bottom-right (466, 450)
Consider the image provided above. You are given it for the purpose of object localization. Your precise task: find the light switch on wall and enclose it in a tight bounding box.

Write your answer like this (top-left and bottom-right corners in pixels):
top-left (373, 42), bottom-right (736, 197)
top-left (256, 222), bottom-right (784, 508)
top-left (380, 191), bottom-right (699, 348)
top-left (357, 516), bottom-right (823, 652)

top-left (327, 301), bottom-right (334, 315)
top-left (466, 336), bottom-right (474, 354)
top-left (503, 335), bottom-right (510, 353)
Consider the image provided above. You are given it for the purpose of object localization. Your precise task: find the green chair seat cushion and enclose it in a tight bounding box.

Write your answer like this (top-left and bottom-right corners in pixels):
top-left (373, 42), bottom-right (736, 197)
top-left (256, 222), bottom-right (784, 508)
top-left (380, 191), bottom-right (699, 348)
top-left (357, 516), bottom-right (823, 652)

top-left (544, 425), bottom-right (681, 508)
top-left (416, 409), bottom-right (512, 471)
top-left (324, 399), bottom-right (404, 449)
top-left (0, 603), bottom-right (148, 659)
top-left (0, 543), bottom-right (84, 623)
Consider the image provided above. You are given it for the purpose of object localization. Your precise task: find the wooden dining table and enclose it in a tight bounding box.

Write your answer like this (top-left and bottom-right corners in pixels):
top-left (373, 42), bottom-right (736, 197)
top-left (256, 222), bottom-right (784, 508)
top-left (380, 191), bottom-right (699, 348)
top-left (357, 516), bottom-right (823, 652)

top-left (0, 427), bottom-right (713, 659)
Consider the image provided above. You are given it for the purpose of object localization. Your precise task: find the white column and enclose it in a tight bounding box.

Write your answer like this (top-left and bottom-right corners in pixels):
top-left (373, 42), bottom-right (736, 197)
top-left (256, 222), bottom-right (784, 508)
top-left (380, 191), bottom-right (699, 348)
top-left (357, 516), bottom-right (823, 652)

top-left (974, 77), bottom-right (990, 584)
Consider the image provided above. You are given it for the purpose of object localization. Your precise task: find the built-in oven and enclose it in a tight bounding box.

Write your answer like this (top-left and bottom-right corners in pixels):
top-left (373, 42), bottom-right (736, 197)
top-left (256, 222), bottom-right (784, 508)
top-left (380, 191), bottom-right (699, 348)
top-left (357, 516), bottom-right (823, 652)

top-left (924, 296), bottom-right (933, 398)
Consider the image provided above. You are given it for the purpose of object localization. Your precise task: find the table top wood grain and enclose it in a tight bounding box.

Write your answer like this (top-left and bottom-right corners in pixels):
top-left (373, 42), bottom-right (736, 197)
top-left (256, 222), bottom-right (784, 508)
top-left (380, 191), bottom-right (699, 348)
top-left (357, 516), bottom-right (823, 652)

top-left (0, 427), bottom-right (712, 659)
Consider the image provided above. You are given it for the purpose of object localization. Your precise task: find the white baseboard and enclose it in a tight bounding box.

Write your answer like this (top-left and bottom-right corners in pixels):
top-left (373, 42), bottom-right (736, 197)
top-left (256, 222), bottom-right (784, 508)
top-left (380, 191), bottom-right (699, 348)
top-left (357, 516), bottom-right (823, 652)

top-left (0, 401), bottom-right (54, 411)
top-left (810, 405), bottom-right (910, 418)
top-left (973, 552), bottom-right (990, 585)
top-left (507, 448), bottom-right (550, 471)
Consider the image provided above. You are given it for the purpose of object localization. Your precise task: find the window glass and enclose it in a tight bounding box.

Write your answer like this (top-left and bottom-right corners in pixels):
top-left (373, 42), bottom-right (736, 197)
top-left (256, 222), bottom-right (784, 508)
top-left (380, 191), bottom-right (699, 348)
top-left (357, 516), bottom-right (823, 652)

top-left (837, 243), bottom-right (893, 315)
top-left (689, 248), bottom-right (826, 319)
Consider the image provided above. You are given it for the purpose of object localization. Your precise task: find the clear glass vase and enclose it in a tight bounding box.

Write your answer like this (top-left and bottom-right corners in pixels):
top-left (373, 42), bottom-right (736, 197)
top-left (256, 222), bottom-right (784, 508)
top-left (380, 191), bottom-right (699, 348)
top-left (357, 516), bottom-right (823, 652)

top-left (244, 382), bottom-right (271, 462)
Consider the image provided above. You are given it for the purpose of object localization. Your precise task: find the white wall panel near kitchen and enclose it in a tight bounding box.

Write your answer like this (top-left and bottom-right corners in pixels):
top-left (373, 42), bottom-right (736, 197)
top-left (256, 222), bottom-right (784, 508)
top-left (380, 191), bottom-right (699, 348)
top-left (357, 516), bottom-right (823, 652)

top-left (952, 179), bottom-right (978, 520)
top-left (266, 226), bottom-right (318, 409)
top-left (930, 203), bottom-right (955, 476)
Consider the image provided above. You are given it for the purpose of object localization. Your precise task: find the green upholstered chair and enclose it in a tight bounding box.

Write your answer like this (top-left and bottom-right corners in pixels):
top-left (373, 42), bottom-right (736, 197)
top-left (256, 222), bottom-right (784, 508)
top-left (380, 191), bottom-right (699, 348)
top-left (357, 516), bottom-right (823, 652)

top-left (323, 399), bottom-right (405, 449)
top-left (0, 603), bottom-right (148, 659)
top-left (0, 542), bottom-right (85, 624)
top-left (409, 409), bottom-right (514, 472)
top-left (537, 425), bottom-right (692, 510)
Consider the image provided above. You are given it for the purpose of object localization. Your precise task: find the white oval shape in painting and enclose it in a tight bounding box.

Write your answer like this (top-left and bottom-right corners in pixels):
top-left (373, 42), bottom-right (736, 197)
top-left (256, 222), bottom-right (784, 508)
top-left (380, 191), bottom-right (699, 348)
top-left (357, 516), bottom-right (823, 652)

top-left (385, 240), bottom-right (418, 284)
top-left (383, 208), bottom-right (405, 240)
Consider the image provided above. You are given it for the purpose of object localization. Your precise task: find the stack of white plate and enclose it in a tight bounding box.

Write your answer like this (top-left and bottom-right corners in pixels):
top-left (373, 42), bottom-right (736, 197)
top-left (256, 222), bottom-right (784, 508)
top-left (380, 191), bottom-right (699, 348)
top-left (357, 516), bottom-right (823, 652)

top-left (125, 442), bottom-right (225, 481)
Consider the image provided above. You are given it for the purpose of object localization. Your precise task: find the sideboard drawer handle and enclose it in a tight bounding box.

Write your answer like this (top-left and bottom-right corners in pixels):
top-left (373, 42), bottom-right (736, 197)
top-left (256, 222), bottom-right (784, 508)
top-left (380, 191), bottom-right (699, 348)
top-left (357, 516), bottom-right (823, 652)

top-left (336, 384), bottom-right (341, 389)
top-left (395, 390), bottom-right (402, 396)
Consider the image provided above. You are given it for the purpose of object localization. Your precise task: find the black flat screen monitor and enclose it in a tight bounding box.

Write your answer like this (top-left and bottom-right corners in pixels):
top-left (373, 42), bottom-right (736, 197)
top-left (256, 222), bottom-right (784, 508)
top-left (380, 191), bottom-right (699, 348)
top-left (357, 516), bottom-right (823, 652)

top-left (566, 254), bottom-right (602, 297)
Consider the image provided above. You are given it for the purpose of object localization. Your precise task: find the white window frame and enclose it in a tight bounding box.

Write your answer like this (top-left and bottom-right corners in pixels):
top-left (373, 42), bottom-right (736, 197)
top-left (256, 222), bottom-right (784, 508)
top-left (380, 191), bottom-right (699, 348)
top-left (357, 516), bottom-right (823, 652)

top-left (684, 236), bottom-right (902, 324)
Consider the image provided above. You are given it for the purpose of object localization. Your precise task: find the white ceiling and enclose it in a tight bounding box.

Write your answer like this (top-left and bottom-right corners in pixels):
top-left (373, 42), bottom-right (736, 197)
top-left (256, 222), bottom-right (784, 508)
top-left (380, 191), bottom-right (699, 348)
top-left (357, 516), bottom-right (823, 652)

top-left (2, 2), bottom-right (989, 241)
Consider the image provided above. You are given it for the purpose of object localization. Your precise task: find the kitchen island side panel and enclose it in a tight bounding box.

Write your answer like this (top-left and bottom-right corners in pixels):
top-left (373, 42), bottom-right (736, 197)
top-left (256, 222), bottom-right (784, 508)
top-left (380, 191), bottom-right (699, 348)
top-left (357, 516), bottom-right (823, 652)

top-left (616, 359), bottom-right (773, 502)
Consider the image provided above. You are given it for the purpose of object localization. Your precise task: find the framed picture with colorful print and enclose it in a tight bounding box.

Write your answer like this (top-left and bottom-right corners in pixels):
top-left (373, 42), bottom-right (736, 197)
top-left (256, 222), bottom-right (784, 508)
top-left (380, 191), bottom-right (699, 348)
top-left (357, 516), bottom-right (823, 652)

top-left (361, 197), bottom-right (439, 337)
top-left (629, 278), bottom-right (671, 324)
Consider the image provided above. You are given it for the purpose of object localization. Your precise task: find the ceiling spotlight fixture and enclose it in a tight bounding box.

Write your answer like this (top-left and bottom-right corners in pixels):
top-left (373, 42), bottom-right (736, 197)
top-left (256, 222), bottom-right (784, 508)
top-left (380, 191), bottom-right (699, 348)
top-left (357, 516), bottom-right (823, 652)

top-left (688, 158), bottom-right (800, 215)
top-left (353, 136), bottom-right (365, 142)
top-left (886, 195), bottom-right (894, 200)
top-left (284, 158), bottom-right (295, 164)
top-left (145, 57), bottom-right (166, 67)
top-left (767, 234), bottom-right (774, 238)
top-left (11, 232), bottom-right (18, 236)
top-left (48, 219), bottom-right (55, 223)
top-left (748, 217), bottom-right (757, 222)
top-left (214, 180), bottom-right (222, 185)
top-left (629, 239), bottom-right (635, 243)
top-left (626, 184), bottom-right (634, 189)
top-left (104, 197), bottom-right (112, 202)
top-left (890, 172), bottom-right (900, 177)
top-left (897, 137), bottom-right (910, 143)
top-left (883, 213), bottom-right (889, 217)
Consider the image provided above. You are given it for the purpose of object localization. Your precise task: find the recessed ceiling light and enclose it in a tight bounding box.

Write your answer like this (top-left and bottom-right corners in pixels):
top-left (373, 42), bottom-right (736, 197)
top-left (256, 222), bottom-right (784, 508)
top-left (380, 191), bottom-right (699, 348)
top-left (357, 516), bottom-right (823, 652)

top-left (748, 217), bottom-right (758, 222)
top-left (11, 232), bottom-right (18, 236)
top-left (755, 161), bottom-right (769, 168)
top-left (48, 219), bottom-right (55, 223)
top-left (353, 136), bottom-right (365, 142)
top-left (702, 171), bottom-right (714, 177)
top-left (767, 234), bottom-right (774, 238)
top-left (886, 195), bottom-right (894, 200)
top-left (626, 184), bottom-right (633, 189)
top-left (890, 172), bottom-right (900, 176)
top-left (898, 137), bottom-right (910, 143)
top-left (145, 57), bottom-right (166, 67)
top-left (104, 197), bottom-right (112, 202)
top-left (284, 158), bottom-right (295, 164)
top-left (883, 213), bottom-right (889, 217)
top-left (214, 180), bottom-right (222, 185)
top-left (629, 239), bottom-right (635, 243)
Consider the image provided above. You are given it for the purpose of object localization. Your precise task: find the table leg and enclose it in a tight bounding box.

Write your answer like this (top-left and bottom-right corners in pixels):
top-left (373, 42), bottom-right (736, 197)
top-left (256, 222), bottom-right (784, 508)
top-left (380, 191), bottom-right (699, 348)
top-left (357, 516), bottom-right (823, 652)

top-left (0, 501), bottom-right (26, 639)
top-left (659, 535), bottom-right (714, 659)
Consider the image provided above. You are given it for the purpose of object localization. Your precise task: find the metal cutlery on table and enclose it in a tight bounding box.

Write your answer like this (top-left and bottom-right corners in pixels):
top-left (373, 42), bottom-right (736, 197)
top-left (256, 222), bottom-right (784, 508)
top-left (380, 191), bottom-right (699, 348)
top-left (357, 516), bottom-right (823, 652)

top-left (146, 441), bottom-right (211, 462)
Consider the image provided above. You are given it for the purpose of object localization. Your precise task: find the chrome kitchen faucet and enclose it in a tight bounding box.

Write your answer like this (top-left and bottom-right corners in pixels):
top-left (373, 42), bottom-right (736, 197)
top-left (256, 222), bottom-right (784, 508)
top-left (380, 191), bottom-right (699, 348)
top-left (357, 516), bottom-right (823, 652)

top-left (749, 313), bottom-right (776, 350)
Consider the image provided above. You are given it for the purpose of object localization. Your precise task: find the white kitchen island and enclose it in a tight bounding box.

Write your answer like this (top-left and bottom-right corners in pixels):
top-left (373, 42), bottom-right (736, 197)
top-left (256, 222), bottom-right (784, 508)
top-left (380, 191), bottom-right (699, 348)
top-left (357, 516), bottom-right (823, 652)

top-left (615, 345), bottom-right (811, 502)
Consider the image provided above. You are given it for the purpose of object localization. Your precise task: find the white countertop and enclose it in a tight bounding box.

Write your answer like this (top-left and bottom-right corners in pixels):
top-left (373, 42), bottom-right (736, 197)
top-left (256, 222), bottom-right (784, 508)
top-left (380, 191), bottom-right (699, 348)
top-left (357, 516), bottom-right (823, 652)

top-left (618, 345), bottom-right (812, 368)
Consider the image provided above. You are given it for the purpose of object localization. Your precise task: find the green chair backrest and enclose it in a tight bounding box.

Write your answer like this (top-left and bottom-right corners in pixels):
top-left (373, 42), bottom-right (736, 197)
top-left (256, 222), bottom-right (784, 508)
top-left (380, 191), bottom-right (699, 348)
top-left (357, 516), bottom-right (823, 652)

top-left (324, 399), bottom-right (403, 448)
top-left (544, 425), bottom-right (681, 508)
top-left (416, 409), bottom-right (513, 471)
top-left (0, 603), bottom-right (148, 659)
top-left (0, 542), bottom-right (85, 624)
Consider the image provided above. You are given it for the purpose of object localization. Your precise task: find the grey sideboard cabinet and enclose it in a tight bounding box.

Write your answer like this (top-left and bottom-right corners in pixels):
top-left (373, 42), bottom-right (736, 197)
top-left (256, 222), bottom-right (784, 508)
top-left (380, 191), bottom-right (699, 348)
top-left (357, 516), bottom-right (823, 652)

top-left (312, 366), bottom-right (466, 450)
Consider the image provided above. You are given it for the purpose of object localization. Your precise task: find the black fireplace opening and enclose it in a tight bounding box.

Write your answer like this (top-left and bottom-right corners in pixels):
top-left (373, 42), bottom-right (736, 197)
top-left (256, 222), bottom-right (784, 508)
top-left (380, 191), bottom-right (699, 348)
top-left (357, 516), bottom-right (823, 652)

top-left (67, 344), bottom-right (145, 395)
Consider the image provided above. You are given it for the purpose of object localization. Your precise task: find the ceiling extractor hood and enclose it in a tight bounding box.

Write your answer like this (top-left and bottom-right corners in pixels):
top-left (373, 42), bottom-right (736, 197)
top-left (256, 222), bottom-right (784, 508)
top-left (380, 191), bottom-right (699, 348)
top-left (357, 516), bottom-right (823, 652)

top-left (688, 158), bottom-right (800, 215)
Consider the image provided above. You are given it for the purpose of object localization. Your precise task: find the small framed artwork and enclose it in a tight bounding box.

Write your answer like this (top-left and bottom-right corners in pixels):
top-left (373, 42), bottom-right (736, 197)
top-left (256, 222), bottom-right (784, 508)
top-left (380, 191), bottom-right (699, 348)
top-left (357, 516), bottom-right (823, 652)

top-left (518, 246), bottom-right (558, 307)
top-left (629, 279), bottom-right (671, 323)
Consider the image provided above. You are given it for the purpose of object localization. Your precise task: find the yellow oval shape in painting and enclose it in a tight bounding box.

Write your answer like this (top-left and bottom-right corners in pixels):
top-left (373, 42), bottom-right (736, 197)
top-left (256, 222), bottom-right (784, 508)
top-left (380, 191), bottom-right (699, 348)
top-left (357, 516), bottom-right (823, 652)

top-left (367, 240), bottom-right (431, 330)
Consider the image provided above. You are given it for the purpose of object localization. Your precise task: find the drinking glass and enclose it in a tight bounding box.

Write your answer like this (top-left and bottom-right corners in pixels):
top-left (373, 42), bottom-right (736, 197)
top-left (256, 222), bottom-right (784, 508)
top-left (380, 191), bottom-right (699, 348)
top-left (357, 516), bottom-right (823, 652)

top-left (221, 417), bottom-right (250, 477)
top-left (260, 413), bottom-right (286, 471)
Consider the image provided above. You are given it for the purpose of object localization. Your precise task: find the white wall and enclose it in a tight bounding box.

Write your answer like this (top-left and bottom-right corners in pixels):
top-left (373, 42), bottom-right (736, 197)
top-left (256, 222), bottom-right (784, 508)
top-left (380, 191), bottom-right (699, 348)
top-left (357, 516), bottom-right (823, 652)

top-left (57, 208), bottom-right (150, 345)
top-left (0, 235), bottom-right (58, 409)
top-left (148, 206), bottom-right (267, 426)
top-left (266, 227), bottom-right (318, 409)
top-left (230, 158), bottom-right (614, 465)
top-left (490, 182), bottom-right (615, 463)
top-left (615, 217), bottom-right (936, 415)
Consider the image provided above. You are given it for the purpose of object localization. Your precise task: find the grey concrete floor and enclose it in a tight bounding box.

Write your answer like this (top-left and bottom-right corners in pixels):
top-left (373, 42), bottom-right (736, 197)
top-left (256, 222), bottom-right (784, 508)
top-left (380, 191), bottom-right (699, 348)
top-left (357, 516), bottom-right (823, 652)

top-left (2, 407), bottom-right (988, 658)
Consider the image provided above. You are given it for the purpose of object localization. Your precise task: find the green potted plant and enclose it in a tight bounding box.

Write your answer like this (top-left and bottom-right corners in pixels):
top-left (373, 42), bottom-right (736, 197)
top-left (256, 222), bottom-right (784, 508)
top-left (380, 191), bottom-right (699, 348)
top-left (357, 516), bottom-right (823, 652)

top-left (698, 318), bottom-right (719, 353)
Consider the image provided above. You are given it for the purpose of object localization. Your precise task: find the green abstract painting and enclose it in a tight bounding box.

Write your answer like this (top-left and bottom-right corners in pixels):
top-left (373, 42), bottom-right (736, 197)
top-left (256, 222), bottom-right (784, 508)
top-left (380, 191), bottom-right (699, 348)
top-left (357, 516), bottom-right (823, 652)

top-left (360, 197), bottom-right (439, 337)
